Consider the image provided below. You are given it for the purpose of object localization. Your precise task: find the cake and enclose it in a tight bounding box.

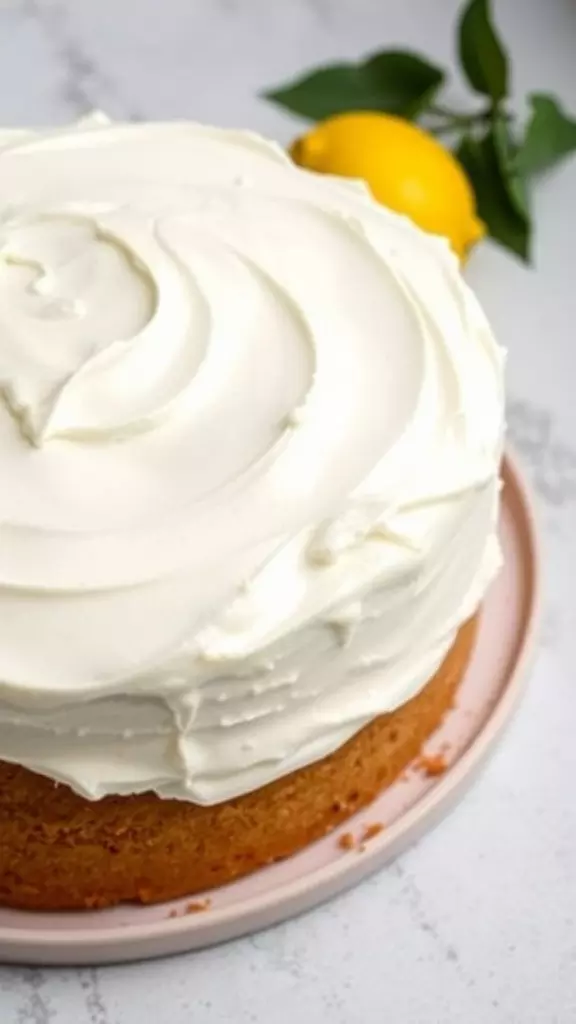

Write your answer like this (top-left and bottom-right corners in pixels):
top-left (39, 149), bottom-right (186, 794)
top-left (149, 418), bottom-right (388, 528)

top-left (0, 115), bottom-right (504, 910)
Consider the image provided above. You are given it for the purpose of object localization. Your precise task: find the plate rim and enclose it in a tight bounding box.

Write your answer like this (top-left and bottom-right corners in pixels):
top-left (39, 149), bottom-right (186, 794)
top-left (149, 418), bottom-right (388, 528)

top-left (0, 448), bottom-right (541, 956)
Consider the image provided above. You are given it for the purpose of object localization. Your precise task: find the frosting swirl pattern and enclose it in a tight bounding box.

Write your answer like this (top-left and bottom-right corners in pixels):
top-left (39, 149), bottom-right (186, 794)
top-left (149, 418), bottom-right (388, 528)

top-left (0, 115), bottom-right (504, 803)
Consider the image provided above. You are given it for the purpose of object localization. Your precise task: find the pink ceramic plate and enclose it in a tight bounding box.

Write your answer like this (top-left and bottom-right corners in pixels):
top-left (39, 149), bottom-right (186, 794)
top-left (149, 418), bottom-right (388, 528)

top-left (0, 452), bottom-right (539, 966)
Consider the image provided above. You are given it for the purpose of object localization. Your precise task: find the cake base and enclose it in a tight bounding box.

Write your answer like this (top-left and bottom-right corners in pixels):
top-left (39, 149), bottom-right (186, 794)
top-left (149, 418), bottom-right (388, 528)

top-left (0, 618), bottom-right (477, 911)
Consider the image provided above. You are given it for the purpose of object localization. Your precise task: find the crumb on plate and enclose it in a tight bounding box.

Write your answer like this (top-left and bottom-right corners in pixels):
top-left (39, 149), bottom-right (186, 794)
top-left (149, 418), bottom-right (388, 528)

top-left (186, 898), bottom-right (212, 914)
top-left (417, 753), bottom-right (448, 777)
top-left (338, 831), bottom-right (355, 851)
top-left (361, 822), bottom-right (385, 843)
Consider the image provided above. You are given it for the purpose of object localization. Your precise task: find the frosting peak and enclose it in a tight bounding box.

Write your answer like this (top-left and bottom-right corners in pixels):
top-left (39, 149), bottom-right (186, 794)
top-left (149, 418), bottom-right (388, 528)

top-left (0, 211), bottom-right (159, 444)
top-left (0, 116), bottom-right (504, 804)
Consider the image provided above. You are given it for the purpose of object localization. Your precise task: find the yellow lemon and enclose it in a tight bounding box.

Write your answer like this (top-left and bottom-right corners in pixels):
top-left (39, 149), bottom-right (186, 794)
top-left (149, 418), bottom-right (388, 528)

top-left (290, 111), bottom-right (485, 261)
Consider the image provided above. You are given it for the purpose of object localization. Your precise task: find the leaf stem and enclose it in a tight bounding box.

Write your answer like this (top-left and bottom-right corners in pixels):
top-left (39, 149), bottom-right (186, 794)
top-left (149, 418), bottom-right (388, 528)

top-left (427, 105), bottom-right (488, 129)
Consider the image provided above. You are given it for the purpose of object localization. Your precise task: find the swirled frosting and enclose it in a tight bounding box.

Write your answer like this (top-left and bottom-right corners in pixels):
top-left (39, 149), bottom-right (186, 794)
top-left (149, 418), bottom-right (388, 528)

top-left (0, 115), bottom-right (504, 804)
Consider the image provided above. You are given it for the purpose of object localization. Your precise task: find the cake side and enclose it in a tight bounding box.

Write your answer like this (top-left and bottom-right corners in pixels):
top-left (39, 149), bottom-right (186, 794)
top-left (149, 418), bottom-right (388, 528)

top-left (0, 617), bottom-right (476, 910)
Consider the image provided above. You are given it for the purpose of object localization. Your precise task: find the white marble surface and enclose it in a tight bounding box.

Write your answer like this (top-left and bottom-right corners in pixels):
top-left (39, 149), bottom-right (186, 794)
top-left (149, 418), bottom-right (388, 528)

top-left (0, 0), bottom-right (575, 1020)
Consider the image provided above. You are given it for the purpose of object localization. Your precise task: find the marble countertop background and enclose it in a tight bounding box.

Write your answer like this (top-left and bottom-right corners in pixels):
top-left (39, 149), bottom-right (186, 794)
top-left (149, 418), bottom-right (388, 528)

top-left (0, 0), bottom-right (575, 1021)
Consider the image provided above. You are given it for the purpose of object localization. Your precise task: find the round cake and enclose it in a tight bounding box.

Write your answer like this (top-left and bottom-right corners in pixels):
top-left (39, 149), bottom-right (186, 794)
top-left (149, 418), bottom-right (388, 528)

top-left (0, 115), bottom-right (504, 910)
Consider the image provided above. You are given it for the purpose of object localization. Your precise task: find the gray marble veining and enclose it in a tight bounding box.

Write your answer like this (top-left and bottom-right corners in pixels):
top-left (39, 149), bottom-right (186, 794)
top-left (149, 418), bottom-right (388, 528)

top-left (12, 969), bottom-right (54, 1024)
top-left (508, 399), bottom-right (576, 508)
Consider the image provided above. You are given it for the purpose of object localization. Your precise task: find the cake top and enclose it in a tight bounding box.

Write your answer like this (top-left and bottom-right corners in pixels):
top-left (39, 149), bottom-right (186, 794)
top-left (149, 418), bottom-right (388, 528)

top-left (0, 115), bottom-right (504, 803)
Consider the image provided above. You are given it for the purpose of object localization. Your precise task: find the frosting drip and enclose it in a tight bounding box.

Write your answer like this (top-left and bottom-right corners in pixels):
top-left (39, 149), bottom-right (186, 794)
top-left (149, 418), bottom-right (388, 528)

top-left (0, 115), bottom-right (504, 804)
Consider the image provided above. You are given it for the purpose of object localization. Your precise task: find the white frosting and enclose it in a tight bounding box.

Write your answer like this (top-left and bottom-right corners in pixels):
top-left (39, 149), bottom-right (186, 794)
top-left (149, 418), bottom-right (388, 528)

top-left (0, 115), bottom-right (504, 804)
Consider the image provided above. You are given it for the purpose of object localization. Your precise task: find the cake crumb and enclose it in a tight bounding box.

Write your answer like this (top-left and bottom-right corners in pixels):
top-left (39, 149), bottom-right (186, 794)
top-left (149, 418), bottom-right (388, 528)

top-left (186, 898), bottom-right (211, 914)
top-left (338, 831), bottom-right (355, 851)
top-left (362, 822), bottom-right (385, 843)
top-left (357, 822), bottom-right (385, 853)
top-left (168, 898), bottom-right (212, 919)
top-left (417, 753), bottom-right (448, 777)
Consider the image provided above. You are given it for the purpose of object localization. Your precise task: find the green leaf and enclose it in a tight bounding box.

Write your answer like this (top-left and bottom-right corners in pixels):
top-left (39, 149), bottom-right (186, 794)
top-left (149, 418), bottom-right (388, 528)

top-left (263, 50), bottom-right (445, 121)
top-left (516, 93), bottom-right (576, 177)
top-left (457, 130), bottom-right (531, 261)
top-left (492, 115), bottom-right (530, 220)
top-left (458, 0), bottom-right (509, 103)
